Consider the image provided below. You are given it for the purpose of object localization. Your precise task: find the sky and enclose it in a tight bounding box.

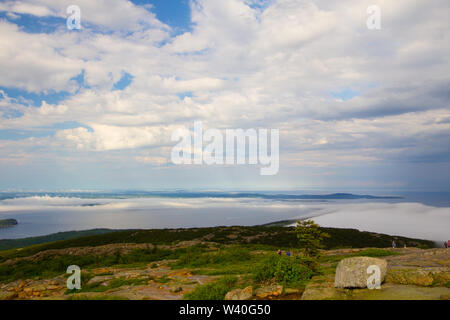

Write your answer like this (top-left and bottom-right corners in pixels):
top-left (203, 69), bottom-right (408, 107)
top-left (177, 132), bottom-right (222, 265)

top-left (0, 0), bottom-right (449, 192)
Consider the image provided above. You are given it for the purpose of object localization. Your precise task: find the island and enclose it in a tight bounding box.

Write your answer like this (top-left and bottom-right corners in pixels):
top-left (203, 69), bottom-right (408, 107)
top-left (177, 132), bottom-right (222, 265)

top-left (0, 219), bottom-right (18, 228)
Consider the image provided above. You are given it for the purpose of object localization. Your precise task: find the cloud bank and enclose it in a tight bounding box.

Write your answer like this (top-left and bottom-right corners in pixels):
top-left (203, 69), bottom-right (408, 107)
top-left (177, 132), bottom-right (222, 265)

top-left (1, 196), bottom-right (449, 241)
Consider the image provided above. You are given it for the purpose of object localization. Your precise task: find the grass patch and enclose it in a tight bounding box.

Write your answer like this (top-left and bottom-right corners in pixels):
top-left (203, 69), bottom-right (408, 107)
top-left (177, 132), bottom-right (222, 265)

top-left (172, 246), bottom-right (251, 268)
top-left (155, 275), bottom-right (170, 283)
top-left (356, 248), bottom-right (400, 257)
top-left (320, 248), bottom-right (399, 264)
top-left (0, 247), bottom-right (183, 284)
top-left (171, 245), bottom-right (270, 276)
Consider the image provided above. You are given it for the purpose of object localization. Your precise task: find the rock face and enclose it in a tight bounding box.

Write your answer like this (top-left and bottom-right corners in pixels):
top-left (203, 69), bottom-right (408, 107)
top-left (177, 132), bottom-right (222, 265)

top-left (254, 285), bottom-right (283, 299)
top-left (225, 286), bottom-right (253, 300)
top-left (334, 257), bottom-right (387, 288)
top-left (303, 276), bottom-right (450, 300)
top-left (224, 285), bottom-right (283, 300)
top-left (386, 267), bottom-right (449, 287)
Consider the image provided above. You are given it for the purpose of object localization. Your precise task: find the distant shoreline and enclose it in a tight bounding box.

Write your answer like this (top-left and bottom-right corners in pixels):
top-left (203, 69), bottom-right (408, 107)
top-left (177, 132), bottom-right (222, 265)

top-left (0, 191), bottom-right (402, 201)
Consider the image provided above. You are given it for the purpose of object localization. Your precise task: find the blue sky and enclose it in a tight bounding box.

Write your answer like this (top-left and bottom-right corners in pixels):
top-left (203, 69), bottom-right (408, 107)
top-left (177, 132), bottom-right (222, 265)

top-left (131, 0), bottom-right (192, 34)
top-left (0, 0), bottom-right (449, 191)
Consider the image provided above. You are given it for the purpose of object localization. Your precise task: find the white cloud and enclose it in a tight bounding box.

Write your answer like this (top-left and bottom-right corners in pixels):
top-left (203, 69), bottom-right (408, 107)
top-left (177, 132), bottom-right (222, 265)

top-left (0, 0), bottom-right (449, 189)
top-left (0, 2), bottom-right (55, 17)
top-left (56, 124), bottom-right (177, 151)
top-left (0, 0), bottom-right (169, 31)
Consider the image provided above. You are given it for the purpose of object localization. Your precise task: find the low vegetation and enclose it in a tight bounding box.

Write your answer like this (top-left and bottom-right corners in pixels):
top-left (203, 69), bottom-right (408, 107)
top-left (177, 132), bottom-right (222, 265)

top-left (253, 255), bottom-right (315, 285)
top-left (0, 222), bottom-right (440, 300)
top-left (0, 247), bottom-right (184, 283)
top-left (0, 224), bottom-right (434, 261)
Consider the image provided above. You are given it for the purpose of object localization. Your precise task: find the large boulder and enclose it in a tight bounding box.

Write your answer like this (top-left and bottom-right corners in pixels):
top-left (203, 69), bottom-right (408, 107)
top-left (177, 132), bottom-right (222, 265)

top-left (225, 286), bottom-right (253, 300)
top-left (334, 257), bottom-right (387, 288)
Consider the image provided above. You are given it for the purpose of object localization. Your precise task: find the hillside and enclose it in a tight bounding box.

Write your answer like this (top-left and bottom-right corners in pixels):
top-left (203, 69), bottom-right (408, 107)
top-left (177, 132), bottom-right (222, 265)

top-left (0, 225), bottom-right (446, 300)
top-left (0, 229), bottom-right (119, 251)
top-left (0, 225), bottom-right (434, 258)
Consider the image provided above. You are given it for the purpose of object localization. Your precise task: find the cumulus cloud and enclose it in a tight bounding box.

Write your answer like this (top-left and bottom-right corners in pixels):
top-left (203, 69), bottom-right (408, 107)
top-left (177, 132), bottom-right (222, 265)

top-left (0, 0), bottom-right (169, 31)
top-left (56, 124), bottom-right (175, 151)
top-left (0, 0), bottom-right (449, 190)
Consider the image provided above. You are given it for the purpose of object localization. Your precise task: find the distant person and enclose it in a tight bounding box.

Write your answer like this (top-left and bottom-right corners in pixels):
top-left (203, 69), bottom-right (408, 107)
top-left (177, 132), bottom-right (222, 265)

top-left (392, 240), bottom-right (396, 248)
top-left (404, 243), bottom-right (407, 248)
top-left (277, 249), bottom-right (282, 255)
top-left (445, 242), bottom-right (448, 249)
top-left (286, 251), bottom-right (291, 257)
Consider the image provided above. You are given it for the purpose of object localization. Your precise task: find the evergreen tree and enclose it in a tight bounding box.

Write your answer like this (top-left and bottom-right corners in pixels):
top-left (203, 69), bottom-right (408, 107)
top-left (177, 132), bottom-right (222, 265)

top-left (295, 220), bottom-right (330, 257)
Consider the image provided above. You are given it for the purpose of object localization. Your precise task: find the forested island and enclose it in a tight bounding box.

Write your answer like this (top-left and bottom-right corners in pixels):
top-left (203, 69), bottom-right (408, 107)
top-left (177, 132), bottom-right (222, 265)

top-left (0, 219), bottom-right (18, 228)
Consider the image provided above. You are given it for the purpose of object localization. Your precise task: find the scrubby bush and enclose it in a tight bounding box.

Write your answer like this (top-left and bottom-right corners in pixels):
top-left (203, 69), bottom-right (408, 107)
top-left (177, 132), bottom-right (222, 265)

top-left (253, 255), bottom-right (314, 285)
top-left (183, 276), bottom-right (238, 300)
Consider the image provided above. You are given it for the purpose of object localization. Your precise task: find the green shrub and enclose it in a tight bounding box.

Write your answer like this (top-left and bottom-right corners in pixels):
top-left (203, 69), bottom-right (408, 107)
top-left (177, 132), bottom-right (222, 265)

top-left (183, 276), bottom-right (238, 300)
top-left (253, 255), bottom-right (314, 285)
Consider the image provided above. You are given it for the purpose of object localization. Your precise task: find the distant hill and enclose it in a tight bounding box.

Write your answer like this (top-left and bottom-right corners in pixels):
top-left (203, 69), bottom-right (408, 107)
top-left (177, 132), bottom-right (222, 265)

top-left (0, 191), bottom-right (401, 201)
top-left (131, 192), bottom-right (402, 200)
top-left (0, 229), bottom-right (119, 251)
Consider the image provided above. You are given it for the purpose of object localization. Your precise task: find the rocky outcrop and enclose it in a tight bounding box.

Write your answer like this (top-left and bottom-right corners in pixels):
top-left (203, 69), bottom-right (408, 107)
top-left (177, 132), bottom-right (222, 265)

top-left (0, 278), bottom-right (66, 300)
top-left (386, 267), bottom-right (449, 287)
top-left (225, 286), bottom-right (253, 300)
top-left (334, 257), bottom-right (387, 288)
top-left (225, 285), bottom-right (284, 300)
top-left (302, 275), bottom-right (349, 300)
top-left (302, 275), bottom-right (450, 300)
top-left (254, 285), bottom-right (283, 299)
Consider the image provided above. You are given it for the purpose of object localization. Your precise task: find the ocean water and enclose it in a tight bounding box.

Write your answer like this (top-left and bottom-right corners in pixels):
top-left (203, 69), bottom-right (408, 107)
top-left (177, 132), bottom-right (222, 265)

top-left (0, 191), bottom-right (449, 241)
